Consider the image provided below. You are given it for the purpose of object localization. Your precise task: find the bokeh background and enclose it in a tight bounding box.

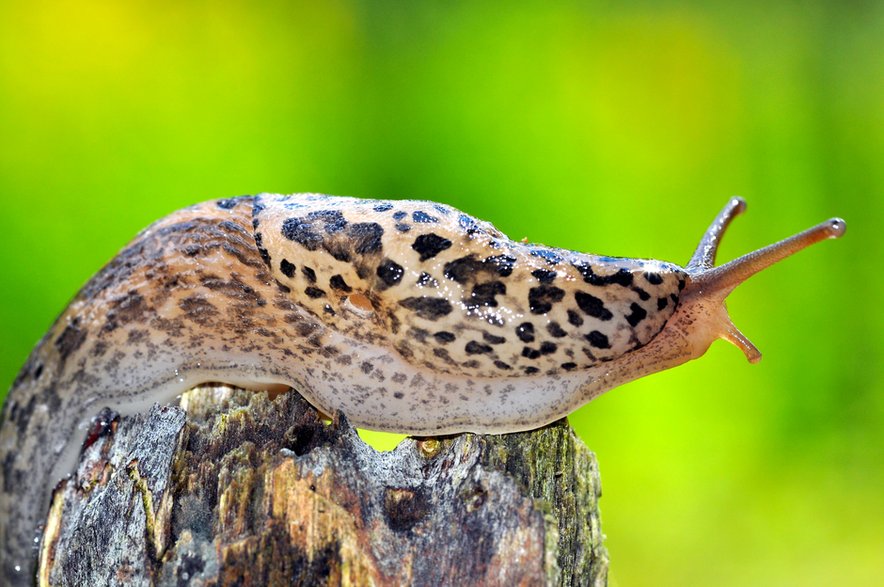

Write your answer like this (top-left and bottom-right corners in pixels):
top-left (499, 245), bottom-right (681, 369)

top-left (1, 1), bottom-right (881, 585)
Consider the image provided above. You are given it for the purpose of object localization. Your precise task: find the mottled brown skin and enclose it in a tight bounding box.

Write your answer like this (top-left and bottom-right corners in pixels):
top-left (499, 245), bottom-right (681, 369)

top-left (0, 193), bottom-right (845, 584)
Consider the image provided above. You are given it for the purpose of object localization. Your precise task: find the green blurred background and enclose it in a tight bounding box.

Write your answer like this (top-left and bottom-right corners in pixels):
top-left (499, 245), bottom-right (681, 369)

top-left (1, 1), bottom-right (881, 585)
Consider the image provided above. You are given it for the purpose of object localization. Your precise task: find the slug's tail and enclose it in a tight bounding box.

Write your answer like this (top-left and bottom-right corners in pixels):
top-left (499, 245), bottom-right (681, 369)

top-left (685, 197), bottom-right (846, 363)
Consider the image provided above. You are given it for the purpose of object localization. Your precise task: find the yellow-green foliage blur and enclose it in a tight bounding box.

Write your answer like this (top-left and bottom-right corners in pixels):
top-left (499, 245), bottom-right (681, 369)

top-left (1, 1), bottom-right (881, 585)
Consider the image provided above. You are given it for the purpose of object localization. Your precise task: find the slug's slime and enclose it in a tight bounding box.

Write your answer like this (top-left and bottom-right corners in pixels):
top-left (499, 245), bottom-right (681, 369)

top-left (0, 194), bottom-right (845, 583)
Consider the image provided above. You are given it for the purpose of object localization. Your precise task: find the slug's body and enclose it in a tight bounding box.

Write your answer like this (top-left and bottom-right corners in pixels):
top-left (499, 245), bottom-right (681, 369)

top-left (0, 193), bottom-right (844, 582)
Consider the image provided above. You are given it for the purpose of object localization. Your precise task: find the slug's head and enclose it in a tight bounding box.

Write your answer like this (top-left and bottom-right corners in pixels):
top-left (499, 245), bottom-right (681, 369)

top-left (676, 197), bottom-right (846, 363)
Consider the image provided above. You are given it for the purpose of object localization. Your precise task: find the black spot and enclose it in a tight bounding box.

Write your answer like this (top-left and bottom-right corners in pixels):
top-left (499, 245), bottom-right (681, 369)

top-left (276, 281), bottom-right (291, 293)
top-left (305, 287), bottom-right (326, 299)
top-left (444, 255), bottom-right (484, 283)
top-left (467, 281), bottom-right (506, 309)
top-left (374, 203), bottom-right (394, 212)
top-left (310, 209), bottom-right (348, 234)
top-left (393, 391), bottom-right (404, 399)
top-left (516, 322), bottom-right (535, 343)
top-left (644, 272), bottom-right (664, 285)
top-left (33, 364), bottom-right (43, 379)
top-left (324, 304), bottom-right (335, 315)
top-left (412, 233), bottom-right (452, 261)
top-left (281, 217), bottom-right (323, 249)
top-left (531, 269), bottom-right (557, 283)
top-left (393, 211), bottom-right (407, 221)
top-left (417, 272), bottom-right (438, 287)
top-left (301, 266), bottom-right (317, 283)
top-left (671, 293), bottom-right (679, 304)
top-left (494, 360), bottom-right (512, 370)
top-left (632, 287), bottom-right (650, 301)
top-left (678, 279), bottom-right (686, 290)
top-left (572, 262), bottom-right (634, 287)
top-left (396, 223), bottom-right (411, 232)
top-left (377, 259), bottom-right (404, 286)
top-left (458, 214), bottom-right (480, 235)
top-left (528, 285), bottom-right (565, 314)
top-left (485, 255), bottom-right (516, 277)
top-left (465, 341), bottom-right (493, 354)
top-left (625, 302), bottom-right (648, 327)
top-left (348, 222), bottom-right (385, 254)
top-left (540, 341), bottom-right (557, 354)
top-left (547, 322), bottom-right (567, 338)
top-left (574, 292), bottom-right (613, 320)
top-left (329, 274), bottom-right (352, 292)
top-left (561, 362), bottom-right (577, 371)
top-left (483, 332), bottom-right (506, 345)
top-left (400, 297), bottom-right (454, 320)
top-left (54, 318), bottom-right (87, 361)
top-left (522, 347), bottom-right (541, 359)
top-left (280, 259), bottom-right (296, 278)
top-left (529, 248), bottom-right (562, 265)
top-left (216, 198), bottom-right (240, 209)
top-left (585, 331), bottom-right (610, 349)
top-left (567, 309), bottom-right (584, 327)
top-left (254, 231), bottom-right (272, 267)
top-left (433, 331), bottom-right (456, 344)
top-left (524, 366), bottom-right (540, 374)
top-left (657, 297), bottom-right (669, 310)
top-left (412, 210), bottom-right (438, 223)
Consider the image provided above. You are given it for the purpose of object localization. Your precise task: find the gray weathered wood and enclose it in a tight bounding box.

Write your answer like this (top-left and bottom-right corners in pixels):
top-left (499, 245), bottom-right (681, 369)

top-left (39, 385), bottom-right (608, 586)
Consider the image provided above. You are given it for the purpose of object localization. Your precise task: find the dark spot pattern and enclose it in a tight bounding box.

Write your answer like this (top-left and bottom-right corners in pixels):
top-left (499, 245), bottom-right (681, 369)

top-left (540, 341), bottom-right (557, 354)
top-left (529, 248), bottom-right (562, 265)
top-left (301, 266), bottom-right (317, 283)
top-left (515, 322), bottom-right (535, 343)
top-left (644, 272), bottom-right (663, 285)
top-left (574, 292), bottom-right (613, 320)
top-left (567, 309), bottom-right (584, 327)
top-left (412, 211), bottom-right (438, 223)
top-left (373, 203), bottom-right (394, 212)
top-left (393, 211), bottom-right (407, 221)
top-left (433, 331), bottom-right (455, 343)
top-left (417, 272), bottom-right (438, 288)
top-left (349, 222), bottom-right (385, 254)
top-left (528, 285), bottom-right (565, 314)
top-left (412, 233), bottom-right (452, 261)
top-left (280, 259), bottom-right (296, 278)
top-left (586, 331), bottom-right (610, 349)
top-left (547, 322), bottom-right (567, 338)
top-left (657, 297), bottom-right (669, 310)
top-left (625, 303), bottom-right (648, 327)
top-left (561, 362), bottom-right (577, 371)
top-left (399, 297), bottom-right (453, 320)
top-left (305, 287), bottom-right (326, 299)
top-left (572, 262), bottom-right (634, 287)
top-left (216, 198), bottom-right (240, 209)
top-left (467, 281), bottom-right (506, 309)
top-left (465, 341), bottom-right (492, 354)
top-left (522, 347), bottom-right (541, 359)
top-left (483, 332), bottom-right (506, 345)
top-left (531, 269), bottom-right (557, 283)
top-left (377, 259), bottom-right (404, 287)
top-left (329, 275), bottom-right (352, 292)
top-left (494, 360), bottom-right (512, 370)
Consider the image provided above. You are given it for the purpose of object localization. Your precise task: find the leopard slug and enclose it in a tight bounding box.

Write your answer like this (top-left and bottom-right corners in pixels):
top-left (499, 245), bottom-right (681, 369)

top-left (0, 193), bottom-right (845, 582)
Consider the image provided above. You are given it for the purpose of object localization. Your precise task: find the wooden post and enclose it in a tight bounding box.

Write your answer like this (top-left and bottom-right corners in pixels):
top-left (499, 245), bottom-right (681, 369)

top-left (38, 385), bottom-right (608, 586)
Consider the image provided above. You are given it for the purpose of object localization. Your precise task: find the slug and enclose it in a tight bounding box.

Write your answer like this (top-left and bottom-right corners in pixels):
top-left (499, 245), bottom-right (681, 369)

top-left (0, 193), bottom-right (844, 582)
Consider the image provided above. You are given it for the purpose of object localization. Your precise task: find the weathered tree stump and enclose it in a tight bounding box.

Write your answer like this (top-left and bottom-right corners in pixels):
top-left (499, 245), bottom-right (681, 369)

top-left (37, 385), bottom-right (608, 586)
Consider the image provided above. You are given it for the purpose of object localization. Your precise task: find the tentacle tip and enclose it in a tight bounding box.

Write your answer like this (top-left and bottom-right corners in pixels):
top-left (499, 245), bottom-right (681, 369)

top-left (731, 196), bottom-right (747, 214)
top-left (826, 218), bottom-right (847, 238)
